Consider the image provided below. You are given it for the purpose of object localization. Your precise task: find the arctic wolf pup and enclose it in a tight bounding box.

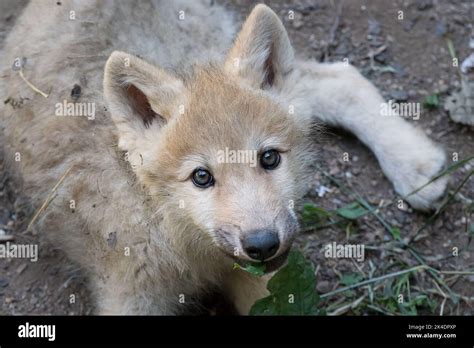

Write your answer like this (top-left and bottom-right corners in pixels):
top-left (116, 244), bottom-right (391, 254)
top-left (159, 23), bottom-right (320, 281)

top-left (1, 0), bottom-right (447, 314)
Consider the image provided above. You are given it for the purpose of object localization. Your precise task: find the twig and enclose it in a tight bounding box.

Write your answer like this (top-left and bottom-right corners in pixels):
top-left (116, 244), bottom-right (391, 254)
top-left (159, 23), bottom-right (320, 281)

top-left (405, 245), bottom-right (458, 300)
top-left (320, 265), bottom-right (428, 299)
top-left (437, 270), bottom-right (474, 275)
top-left (413, 287), bottom-right (474, 303)
top-left (432, 278), bottom-right (447, 298)
top-left (440, 298), bottom-right (447, 316)
top-left (327, 294), bottom-right (366, 316)
top-left (27, 166), bottom-right (74, 231)
top-left (367, 304), bottom-right (395, 316)
top-left (19, 69), bottom-right (49, 98)
top-left (431, 278), bottom-right (448, 315)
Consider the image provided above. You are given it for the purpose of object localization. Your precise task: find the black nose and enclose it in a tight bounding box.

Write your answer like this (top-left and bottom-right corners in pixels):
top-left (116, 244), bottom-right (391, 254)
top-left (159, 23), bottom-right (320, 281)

top-left (242, 230), bottom-right (280, 261)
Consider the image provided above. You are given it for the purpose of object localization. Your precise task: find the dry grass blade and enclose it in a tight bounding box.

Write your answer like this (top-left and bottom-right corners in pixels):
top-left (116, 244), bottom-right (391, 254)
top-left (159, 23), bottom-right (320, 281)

top-left (19, 69), bottom-right (49, 98)
top-left (27, 166), bottom-right (74, 231)
top-left (320, 265), bottom-right (428, 299)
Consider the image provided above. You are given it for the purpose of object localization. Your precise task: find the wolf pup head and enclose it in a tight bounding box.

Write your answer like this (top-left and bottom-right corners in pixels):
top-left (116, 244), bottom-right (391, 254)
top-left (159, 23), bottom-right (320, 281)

top-left (103, 5), bottom-right (315, 272)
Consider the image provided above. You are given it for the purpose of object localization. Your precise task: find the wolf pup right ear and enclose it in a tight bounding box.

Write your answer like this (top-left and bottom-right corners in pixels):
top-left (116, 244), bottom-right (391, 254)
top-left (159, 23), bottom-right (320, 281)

top-left (224, 4), bottom-right (295, 90)
top-left (103, 51), bottom-right (185, 153)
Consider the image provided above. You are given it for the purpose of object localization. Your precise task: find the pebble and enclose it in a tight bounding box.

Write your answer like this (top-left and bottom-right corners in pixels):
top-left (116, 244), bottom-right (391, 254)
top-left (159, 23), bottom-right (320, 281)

top-left (71, 84), bottom-right (81, 101)
top-left (334, 42), bottom-right (349, 56)
top-left (291, 12), bottom-right (304, 29)
top-left (0, 277), bottom-right (9, 288)
top-left (435, 21), bottom-right (447, 37)
top-left (403, 16), bottom-right (419, 32)
top-left (16, 264), bottom-right (28, 275)
top-left (374, 51), bottom-right (389, 64)
top-left (368, 18), bottom-right (381, 36)
top-left (316, 280), bottom-right (331, 293)
top-left (390, 90), bottom-right (409, 102)
top-left (392, 63), bottom-right (407, 77)
top-left (107, 231), bottom-right (117, 249)
top-left (416, 0), bottom-right (434, 11)
top-left (408, 90), bottom-right (417, 98)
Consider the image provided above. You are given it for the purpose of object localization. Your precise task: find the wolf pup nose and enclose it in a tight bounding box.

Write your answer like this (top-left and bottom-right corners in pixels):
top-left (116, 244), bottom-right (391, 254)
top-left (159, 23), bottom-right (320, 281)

top-left (242, 230), bottom-right (280, 261)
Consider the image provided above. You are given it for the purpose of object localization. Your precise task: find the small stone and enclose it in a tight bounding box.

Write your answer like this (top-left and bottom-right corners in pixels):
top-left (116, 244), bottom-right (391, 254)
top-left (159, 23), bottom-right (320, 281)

top-left (368, 18), bottom-right (381, 36)
top-left (403, 17), bottom-right (419, 32)
top-left (416, 0), bottom-right (433, 11)
top-left (107, 231), bottom-right (117, 249)
top-left (374, 51), bottom-right (389, 64)
top-left (435, 21), bottom-right (447, 37)
top-left (390, 90), bottom-right (409, 102)
top-left (71, 84), bottom-right (81, 101)
top-left (16, 263), bottom-right (28, 275)
top-left (0, 277), bottom-right (9, 288)
top-left (392, 63), bottom-right (407, 77)
top-left (316, 280), bottom-right (331, 293)
top-left (291, 12), bottom-right (304, 29)
top-left (334, 42), bottom-right (349, 56)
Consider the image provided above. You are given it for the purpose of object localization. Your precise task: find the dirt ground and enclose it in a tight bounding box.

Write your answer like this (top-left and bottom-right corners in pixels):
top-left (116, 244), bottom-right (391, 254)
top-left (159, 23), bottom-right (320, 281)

top-left (0, 0), bottom-right (473, 315)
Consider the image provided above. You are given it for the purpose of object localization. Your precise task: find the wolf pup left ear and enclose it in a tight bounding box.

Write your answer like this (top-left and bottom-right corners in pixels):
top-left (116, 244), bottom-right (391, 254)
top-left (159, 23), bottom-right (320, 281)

top-left (224, 4), bottom-right (294, 90)
top-left (103, 51), bottom-right (185, 152)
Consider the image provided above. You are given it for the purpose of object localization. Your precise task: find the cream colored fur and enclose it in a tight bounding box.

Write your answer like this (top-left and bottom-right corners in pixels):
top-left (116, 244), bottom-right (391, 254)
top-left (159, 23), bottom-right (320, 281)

top-left (1, 1), bottom-right (447, 314)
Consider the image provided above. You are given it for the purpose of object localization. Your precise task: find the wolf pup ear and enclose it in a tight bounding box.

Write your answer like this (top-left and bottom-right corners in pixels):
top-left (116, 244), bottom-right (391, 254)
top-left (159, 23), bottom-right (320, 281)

top-left (224, 4), bottom-right (294, 90)
top-left (103, 51), bottom-right (185, 149)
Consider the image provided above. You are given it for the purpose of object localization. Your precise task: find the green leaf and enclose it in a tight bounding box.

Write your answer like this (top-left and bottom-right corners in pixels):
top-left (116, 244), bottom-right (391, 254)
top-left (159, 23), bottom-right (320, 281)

top-left (301, 203), bottom-right (331, 225)
top-left (423, 94), bottom-right (439, 109)
top-left (250, 251), bottom-right (322, 315)
top-left (336, 202), bottom-right (368, 220)
top-left (233, 263), bottom-right (266, 277)
top-left (391, 227), bottom-right (401, 240)
top-left (340, 273), bottom-right (364, 286)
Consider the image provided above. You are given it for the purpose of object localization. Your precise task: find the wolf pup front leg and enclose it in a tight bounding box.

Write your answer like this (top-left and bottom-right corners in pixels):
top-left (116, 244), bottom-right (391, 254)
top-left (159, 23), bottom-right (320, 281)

top-left (283, 61), bottom-right (448, 211)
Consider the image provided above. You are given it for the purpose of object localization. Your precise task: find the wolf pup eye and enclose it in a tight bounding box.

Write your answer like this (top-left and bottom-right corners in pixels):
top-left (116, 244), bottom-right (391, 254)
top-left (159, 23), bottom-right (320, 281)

top-left (260, 149), bottom-right (281, 170)
top-left (192, 168), bottom-right (214, 188)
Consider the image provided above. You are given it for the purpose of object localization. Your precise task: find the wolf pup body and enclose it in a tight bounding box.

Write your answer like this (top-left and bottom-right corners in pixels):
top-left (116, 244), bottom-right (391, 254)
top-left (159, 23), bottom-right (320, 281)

top-left (1, 1), bottom-right (447, 314)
